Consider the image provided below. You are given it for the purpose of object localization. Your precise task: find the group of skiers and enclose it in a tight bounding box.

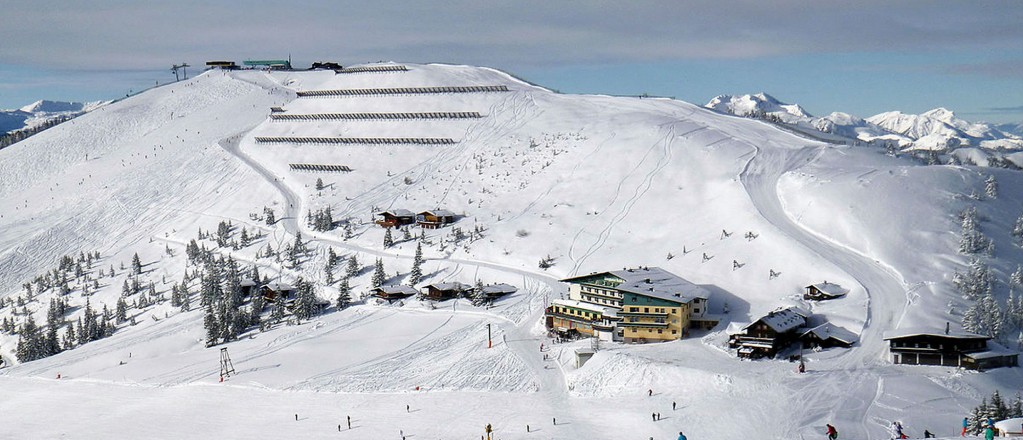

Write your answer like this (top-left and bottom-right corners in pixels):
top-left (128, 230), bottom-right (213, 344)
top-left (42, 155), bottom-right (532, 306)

top-left (963, 416), bottom-right (1000, 440)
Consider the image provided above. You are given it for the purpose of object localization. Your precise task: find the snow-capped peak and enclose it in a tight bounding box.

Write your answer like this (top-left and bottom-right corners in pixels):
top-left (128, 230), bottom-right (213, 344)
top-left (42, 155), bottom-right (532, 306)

top-left (705, 92), bottom-right (812, 122)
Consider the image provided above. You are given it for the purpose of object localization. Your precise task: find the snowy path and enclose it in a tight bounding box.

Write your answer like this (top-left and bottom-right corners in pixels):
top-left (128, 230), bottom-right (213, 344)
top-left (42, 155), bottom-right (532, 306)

top-left (739, 144), bottom-right (908, 439)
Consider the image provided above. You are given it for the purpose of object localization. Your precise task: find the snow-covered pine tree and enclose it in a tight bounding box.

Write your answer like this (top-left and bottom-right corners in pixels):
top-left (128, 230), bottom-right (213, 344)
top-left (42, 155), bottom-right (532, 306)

top-left (968, 398), bottom-right (989, 435)
top-left (249, 292), bottom-right (264, 326)
top-left (409, 242), bottom-right (424, 285)
top-left (264, 207), bottom-right (276, 225)
top-left (1012, 265), bottom-right (1023, 289)
top-left (383, 227), bottom-right (394, 248)
top-left (959, 206), bottom-right (993, 255)
top-left (293, 279), bottom-right (317, 322)
top-left (116, 297), bottom-right (127, 323)
top-left (1013, 213), bottom-right (1023, 247)
top-left (1012, 392), bottom-right (1023, 418)
top-left (991, 390), bottom-right (1008, 421)
top-left (372, 258), bottom-right (386, 288)
top-left (270, 300), bottom-right (285, 324)
top-left (315, 177), bottom-right (324, 191)
top-left (954, 259), bottom-right (993, 301)
top-left (346, 254), bottom-right (360, 278)
top-left (985, 175), bottom-right (998, 199)
top-left (325, 260), bottom-right (335, 285)
top-left (131, 253), bottom-right (142, 275)
top-left (337, 277), bottom-right (352, 310)
top-left (327, 247), bottom-right (339, 269)
top-left (203, 303), bottom-right (218, 347)
top-left (15, 315), bottom-right (43, 362)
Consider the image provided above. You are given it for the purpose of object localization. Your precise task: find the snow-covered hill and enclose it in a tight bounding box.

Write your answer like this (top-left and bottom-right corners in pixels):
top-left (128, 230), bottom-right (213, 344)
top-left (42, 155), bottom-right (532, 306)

top-left (2, 63), bottom-right (1022, 440)
top-left (0, 99), bottom-right (108, 134)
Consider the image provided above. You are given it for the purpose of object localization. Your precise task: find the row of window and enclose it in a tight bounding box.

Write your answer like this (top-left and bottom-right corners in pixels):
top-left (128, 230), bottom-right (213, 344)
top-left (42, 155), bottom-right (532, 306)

top-left (628, 328), bottom-right (678, 335)
top-left (551, 306), bottom-right (599, 319)
top-left (627, 306), bottom-right (674, 314)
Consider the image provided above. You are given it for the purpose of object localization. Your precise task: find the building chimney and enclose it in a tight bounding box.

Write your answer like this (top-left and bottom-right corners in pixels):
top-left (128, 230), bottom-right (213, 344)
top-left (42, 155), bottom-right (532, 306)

top-left (945, 322), bottom-right (950, 335)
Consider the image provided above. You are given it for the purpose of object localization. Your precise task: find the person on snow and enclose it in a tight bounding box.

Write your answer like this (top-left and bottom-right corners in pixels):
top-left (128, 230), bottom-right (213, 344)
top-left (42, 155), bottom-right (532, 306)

top-left (962, 417), bottom-right (969, 437)
top-left (984, 425), bottom-right (995, 440)
top-left (889, 421), bottom-right (907, 439)
top-left (677, 432), bottom-right (687, 440)
top-left (826, 423), bottom-right (838, 440)
top-left (924, 429), bottom-right (935, 438)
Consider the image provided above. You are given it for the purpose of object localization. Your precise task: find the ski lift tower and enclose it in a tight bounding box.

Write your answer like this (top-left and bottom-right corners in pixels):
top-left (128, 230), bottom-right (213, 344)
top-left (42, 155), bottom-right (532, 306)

top-left (171, 63), bottom-right (191, 82)
top-left (219, 347), bottom-right (236, 378)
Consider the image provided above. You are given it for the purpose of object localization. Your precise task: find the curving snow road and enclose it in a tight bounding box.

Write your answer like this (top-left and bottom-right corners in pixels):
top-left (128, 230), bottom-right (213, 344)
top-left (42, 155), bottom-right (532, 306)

top-left (739, 144), bottom-right (908, 439)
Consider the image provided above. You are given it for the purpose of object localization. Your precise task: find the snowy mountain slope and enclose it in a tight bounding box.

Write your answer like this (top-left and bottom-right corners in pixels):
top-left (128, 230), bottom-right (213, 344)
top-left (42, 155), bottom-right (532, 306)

top-left (0, 99), bottom-right (108, 134)
top-left (1, 63), bottom-right (1022, 440)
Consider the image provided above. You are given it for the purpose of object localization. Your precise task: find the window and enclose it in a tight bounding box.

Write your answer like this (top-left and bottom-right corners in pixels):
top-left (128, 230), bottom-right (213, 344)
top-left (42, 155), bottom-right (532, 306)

top-left (630, 307), bottom-right (639, 312)
top-left (657, 329), bottom-right (663, 334)
top-left (631, 328), bottom-right (637, 333)
top-left (644, 308), bottom-right (649, 313)
top-left (694, 308), bottom-right (700, 314)
top-left (672, 330), bottom-right (678, 334)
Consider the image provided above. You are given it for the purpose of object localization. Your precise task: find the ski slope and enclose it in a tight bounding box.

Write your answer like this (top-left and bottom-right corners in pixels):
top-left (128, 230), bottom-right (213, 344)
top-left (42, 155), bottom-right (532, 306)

top-left (2, 63), bottom-right (1023, 439)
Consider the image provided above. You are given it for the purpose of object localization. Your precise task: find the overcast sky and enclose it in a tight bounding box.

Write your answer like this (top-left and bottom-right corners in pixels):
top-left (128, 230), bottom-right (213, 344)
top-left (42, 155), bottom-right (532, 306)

top-left (2, 1), bottom-right (1021, 123)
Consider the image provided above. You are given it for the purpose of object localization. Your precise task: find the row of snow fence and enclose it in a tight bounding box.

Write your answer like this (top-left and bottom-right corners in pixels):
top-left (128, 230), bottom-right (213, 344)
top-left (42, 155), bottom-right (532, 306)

top-left (289, 163), bottom-right (353, 172)
top-left (334, 65), bottom-right (408, 74)
top-left (256, 136), bottom-right (456, 145)
top-left (296, 85), bottom-right (509, 97)
top-left (270, 112), bottom-right (483, 121)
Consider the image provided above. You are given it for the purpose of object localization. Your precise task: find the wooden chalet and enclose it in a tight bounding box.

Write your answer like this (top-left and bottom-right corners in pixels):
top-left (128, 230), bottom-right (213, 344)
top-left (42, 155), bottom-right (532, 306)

top-left (261, 282), bottom-right (295, 303)
top-left (479, 283), bottom-right (517, 300)
top-left (417, 209), bottom-right (456, 229)
top-left (804, 281), bottom-right (848, 301)
top-left (240, 279), bottom-right (259, 297)
top-left (421, 282), bottom-right (469, 301)
top-left (375, 209), bottom-right (416, 228)
top-left (371, 285), bottom-right (418, 303)
top-left (729, 307), bottom-right (809, 358)
top-left (883, 327), bottom-right (1019, 370)
top-left (800, 323), bottom-right (858, 349)
top-left (545, 299), bottom-right (618, 341)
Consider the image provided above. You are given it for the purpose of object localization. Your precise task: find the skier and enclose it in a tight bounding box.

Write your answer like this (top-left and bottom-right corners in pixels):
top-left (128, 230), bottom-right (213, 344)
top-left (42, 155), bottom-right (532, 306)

top-left (652, 412), bottom-right (657, 422)
top-left (963, 417), bottom-right (969, 437)
top-left (295, 413), bottom-right (299, 421)
top-left (924, 429), bottom-right (935, 438)
top-left (673, 401), bottom-right (677, 410)
top-left (406, 404), bottom-right (410, 413)
top-left (826, 423), bottom-right (838, 440)
top-left (347, 415), bottom-right (351, 429)
top-left (649, 389), bottom-right (653, 397)
top-left (678, 432), bottom-right (687, 440)
top-left (984, 425), bottom-right (995, 440)
top-left (657, 412), bottom-right (661, 421)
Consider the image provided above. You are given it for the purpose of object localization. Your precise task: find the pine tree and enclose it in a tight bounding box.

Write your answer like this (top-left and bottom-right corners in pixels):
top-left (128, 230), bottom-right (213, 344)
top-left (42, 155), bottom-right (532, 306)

top-left (1011, 265), bottom-right (1023, 289)
top-left (132, 253), bottom-right (142, 275)
top-left (1012, 214), bottom-right (1023, 247)
top-left (346, 254), bottom-right (360, 278)
top-left (264, 206), bottom-right (276, 225)
top-left (116, 297), bottom-right (128, 323)
top-left (991, 390), bottom-right (1008, 421)
top-left (1011, 392), bottom-right (1023, 418)
top-left (249, 291), bottom-right (265, 326)
top-left (969, 398), bottom-right (988, 435)
top-left (270, 300), bottom-right (285, 324)
top-left (180, 282), bottom-right (192, 312)
top-left (327, 248), bottom-right (339, 269)
top-left (344, 222), bottom-right (353, 240)
top-left (315, 177), bottom-right (325, 191)
top-left (985, 175), bottom-right (998, 199)
top-left (959, 206), bottom-right (993, 255)
top-left (383, 228), bottom-right (394, 248)
top-left (203, 303), bottom-right (218, 347)
top-left (372, 258), bottom-right (386, 288)
top-left (15, 315), bottom-right (42, 362)
top-left (293, 279), bottom-right (317, 322)
top-left (409, 242), bottom-right (424, 285)
top-left (325, 260), bottom-right (335, 285)
top-left (337, 277), bottom-right (352, 309)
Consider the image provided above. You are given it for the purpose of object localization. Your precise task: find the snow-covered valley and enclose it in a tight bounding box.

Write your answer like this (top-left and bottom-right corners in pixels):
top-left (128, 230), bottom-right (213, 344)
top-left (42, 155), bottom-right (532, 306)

top-left (2, 63), bottom-right (1022, 439)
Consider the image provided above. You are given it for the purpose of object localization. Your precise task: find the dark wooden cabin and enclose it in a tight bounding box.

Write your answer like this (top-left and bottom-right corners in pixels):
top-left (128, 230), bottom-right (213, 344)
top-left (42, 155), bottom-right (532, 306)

top-left (884, 327), bottom-right (1018, 370)
top-left (371, 285), bottom-right (418, 303)
top-left (375, 209), bottom-right (416, 228)
top-left (729, 307), bottom-right (808, 358)
top-left (800, 323), bottom-right (858, 349)
top-left (804, 281), bottom-right (848, 301)
top-left (416, 210), bottom-right (456, 229)
top-left (261, 282), bottom-right (295, 303)
top-left (479, 283), bottom-right (517, 300)
top-left (421, 282), bottom-right (469, 300)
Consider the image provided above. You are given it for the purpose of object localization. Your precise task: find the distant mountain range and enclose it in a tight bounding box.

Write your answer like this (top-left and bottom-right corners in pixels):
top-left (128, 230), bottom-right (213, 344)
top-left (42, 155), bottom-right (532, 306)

top-left (706, 93), bottom-right (1023, 155)
top-left (0, 100), bottom-right (109, 135)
